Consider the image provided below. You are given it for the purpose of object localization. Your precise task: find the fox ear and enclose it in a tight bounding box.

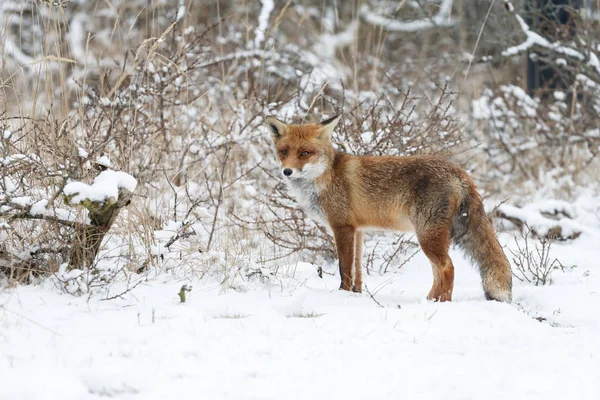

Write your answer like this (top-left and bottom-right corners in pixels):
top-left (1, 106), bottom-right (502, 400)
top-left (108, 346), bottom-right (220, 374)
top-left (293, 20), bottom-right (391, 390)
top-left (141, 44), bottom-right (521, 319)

top-left (265, 116), bottom-right (288, 140)
top-left (318, 114), bottom-right (341, 140)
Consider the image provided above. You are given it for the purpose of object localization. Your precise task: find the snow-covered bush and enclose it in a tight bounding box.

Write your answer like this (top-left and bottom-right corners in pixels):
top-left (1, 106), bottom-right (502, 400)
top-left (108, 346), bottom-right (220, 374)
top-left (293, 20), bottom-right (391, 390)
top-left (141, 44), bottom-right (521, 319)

top-left (470, 1), bottom-right (600, 195)
top-left (472, 82), bottom-right (600, 193)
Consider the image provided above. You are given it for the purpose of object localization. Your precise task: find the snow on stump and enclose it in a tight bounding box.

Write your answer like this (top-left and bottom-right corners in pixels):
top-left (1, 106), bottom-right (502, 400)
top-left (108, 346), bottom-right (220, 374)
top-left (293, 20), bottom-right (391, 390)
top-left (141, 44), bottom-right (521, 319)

top-left (63, 170), bottom-right (137, 270)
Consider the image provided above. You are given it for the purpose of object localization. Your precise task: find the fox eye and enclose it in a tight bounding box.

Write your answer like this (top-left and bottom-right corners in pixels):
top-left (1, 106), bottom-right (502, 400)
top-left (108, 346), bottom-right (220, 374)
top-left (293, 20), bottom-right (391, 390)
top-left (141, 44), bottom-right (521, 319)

top-left (300, 151), bottom-right (310, 157)
top-left (280, 149), bottom-right (288, 156)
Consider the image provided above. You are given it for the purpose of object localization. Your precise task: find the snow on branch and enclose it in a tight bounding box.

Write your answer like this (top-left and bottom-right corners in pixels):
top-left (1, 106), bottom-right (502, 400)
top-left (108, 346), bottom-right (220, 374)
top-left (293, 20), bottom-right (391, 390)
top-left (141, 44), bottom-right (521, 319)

top-left (360, 0), bottom-right (454, 32)
top-left (176, 0), bottom-right (185, 21)
top-left (502, 0), bottom-right (600, 82)
top-left (254, 0), bottom-right (274, 48)
top-left (501, 12), bottom-right (583, 60)
top-left (64, 170), bottom-right (137, 206)
top-left (197, 49), bottom-right (275, 69)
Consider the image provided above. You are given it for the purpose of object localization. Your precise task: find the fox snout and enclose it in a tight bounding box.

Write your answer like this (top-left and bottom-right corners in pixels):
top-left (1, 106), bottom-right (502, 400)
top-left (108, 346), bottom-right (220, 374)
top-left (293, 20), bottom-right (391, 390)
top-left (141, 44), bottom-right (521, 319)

top-left (280, 162), bottom-right (327, 180)
top-left (281, 167), bottom-right (301, 178)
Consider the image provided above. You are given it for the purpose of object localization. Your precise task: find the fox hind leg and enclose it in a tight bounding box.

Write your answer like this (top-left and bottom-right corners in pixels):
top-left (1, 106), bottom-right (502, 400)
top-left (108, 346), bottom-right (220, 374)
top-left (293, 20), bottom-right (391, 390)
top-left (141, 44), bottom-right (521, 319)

top-left (417, 226), bottom-right (455, 302)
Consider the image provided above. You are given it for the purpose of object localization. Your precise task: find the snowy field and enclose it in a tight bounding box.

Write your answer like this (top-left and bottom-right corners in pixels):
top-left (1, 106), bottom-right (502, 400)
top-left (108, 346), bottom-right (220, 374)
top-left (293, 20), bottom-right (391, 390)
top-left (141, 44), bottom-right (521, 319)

top-left (1, 229), bottom-right (599, 400)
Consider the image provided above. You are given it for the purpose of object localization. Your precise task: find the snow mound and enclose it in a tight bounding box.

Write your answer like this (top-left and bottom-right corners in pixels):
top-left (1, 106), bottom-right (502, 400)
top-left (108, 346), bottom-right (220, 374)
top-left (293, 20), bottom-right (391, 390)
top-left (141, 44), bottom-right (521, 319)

top-left (497, 200), bottom-right (585, 240)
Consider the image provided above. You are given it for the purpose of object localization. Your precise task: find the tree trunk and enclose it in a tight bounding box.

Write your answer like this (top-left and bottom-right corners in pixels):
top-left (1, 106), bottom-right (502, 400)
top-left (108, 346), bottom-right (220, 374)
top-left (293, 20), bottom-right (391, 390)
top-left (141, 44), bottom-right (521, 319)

top-left (68, 187), bottom-right (133, 270)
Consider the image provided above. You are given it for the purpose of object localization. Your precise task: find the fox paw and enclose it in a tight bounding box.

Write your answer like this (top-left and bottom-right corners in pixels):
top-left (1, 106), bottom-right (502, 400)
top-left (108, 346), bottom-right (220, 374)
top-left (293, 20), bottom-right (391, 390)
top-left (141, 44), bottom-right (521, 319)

top-left (351, 285), bottom-right (362, 293)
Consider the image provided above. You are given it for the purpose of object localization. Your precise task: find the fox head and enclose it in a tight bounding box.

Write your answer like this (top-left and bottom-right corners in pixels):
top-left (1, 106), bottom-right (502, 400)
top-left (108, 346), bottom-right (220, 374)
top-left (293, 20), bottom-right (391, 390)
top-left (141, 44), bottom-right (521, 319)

top-left (265, 115), bottom-right (340, 180)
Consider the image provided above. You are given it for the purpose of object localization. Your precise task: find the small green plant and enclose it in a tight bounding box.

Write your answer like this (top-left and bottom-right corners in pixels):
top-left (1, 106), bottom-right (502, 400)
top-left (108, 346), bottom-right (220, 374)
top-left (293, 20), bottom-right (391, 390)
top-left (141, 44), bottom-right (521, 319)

top-left (178, 284), bottom-right (192, 303)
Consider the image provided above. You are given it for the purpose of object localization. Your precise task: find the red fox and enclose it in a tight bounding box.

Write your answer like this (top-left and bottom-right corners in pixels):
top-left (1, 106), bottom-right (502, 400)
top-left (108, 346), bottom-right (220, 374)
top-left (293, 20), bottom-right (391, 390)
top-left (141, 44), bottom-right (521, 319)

top-left (265, 115), bottom-right (512, 302)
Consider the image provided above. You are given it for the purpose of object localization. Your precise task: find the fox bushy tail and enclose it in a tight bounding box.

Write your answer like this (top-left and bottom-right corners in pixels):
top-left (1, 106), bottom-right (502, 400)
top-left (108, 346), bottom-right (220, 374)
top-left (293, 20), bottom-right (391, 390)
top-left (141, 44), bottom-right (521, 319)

top-left (452, 183), bottom-right (512, 302)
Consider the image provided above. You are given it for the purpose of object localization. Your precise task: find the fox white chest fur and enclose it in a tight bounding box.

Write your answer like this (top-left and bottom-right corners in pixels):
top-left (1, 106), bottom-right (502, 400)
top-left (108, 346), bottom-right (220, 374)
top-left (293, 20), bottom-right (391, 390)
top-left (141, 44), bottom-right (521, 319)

top-left (286, 179), bottom-right (327, 225)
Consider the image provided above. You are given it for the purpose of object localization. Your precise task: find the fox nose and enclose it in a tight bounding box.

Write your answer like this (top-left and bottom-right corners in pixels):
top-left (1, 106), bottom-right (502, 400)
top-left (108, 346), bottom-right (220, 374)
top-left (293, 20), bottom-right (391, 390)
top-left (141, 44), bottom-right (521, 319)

top-left (283, 168), bottom-right (293, 177)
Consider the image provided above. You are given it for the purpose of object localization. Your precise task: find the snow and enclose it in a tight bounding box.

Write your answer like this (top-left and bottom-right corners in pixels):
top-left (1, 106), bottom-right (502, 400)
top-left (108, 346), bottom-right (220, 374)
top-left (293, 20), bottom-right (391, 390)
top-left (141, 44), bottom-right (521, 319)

top-left (497, 200), bottom-right (587, 239)
top-left (197, 49), bottom-right (271, 70)
top-left (254, 0), bottom-right (274, 48)
top-left (1, 229), bottom-right (600, 399)
top-left (554, 91), bottom-right (566, 101)
top-left (2, 36), bottom-right (36, 67)
top-left (2, 153), bottom-right (40, 166)
top-left (502, 14), bottom-right (585, 60)
top-left (78, 147), bottom-right (89, 158)
top-left (1, 176), bottom-right (17, 195)
top-left (313, 20), bottom-right (359, 66)
top-left (555, 58), bottom-right (567, 66)
top-left (501, 11), bottom-right (600, 80)
top-left (471, 94), bottom-right (491, 119)
top-left (30, 199), bottom-right (49, 215)
top-left (501, 84), bottom-right (538, 117)
top-left (360, 0), bottom-right (455, 32)
top-left (10, 196), bottom-right (33, 207)
top-left (26, 199), bottom-right (76, 224)
top-left (176, 0), bottom-right (185, 21)
top-left (360, 131), bottom-right (374, 142)
top-left (66, 13), bottom-right (87, 65)
top-left (64, 170), bottom-right (138, 204)
top-left (95, 155), bottom-right (112, 168)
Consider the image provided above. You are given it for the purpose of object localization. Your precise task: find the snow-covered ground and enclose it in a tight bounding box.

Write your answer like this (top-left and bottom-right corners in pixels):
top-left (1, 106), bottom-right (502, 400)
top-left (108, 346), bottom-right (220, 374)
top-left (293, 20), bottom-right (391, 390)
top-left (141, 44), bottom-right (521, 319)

top-left (1, 229), bottom-right (599, 399)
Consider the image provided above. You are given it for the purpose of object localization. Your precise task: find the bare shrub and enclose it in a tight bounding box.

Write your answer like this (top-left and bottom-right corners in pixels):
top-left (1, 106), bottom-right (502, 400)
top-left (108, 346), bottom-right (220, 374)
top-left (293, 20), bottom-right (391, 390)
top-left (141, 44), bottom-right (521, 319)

top-left (0, 3), bottom-right (310, 292)
top-left (0, 114), bottom-right (139, 288)
top-left (364, 235), bottom-right (421, 276)
top-left (471, 83), bottom-right (600, 192)
top-left (510, 226), bottom-right (564, 286)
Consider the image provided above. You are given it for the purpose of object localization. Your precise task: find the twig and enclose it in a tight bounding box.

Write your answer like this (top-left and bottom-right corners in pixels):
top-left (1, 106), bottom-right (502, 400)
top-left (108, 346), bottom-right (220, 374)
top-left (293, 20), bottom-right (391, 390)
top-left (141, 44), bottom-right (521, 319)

top-left (364, 284), bottom-right (385, 308)
top-left (464, 0), bottom-right (495, 81)
top-left (9, 211), bottom-right (87, 230)
top-left (164, 222), bottom-right (197, 250)
top-left (101, 278), bottom-right (145, 301)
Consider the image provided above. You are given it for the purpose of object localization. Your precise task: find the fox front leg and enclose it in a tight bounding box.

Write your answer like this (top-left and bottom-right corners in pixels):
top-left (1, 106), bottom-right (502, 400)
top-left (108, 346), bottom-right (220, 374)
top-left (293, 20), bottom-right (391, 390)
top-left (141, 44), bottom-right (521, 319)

top-left (333, 226), bottom-right (356, 291)
top-left (352, 231), bottom-right (364, 293)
